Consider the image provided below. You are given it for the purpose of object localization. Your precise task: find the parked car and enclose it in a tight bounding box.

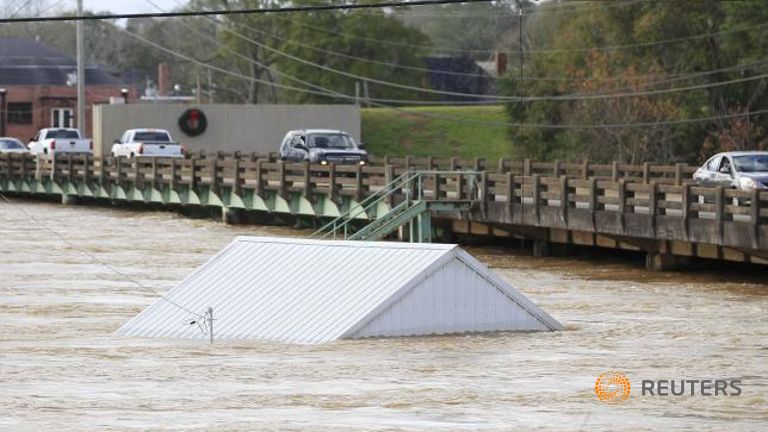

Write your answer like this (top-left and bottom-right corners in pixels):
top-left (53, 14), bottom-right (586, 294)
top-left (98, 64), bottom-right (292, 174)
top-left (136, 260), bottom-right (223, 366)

top-left (27, 128), bottom-right (92, 156)
top-left (0, 137), bottom-right (29, 154)
top-left (111, 128), bottom-right (184, 158)
top-left (279, 129), bottom-right (368, 165)
top-left (693, 151), bottom-right (768, 190)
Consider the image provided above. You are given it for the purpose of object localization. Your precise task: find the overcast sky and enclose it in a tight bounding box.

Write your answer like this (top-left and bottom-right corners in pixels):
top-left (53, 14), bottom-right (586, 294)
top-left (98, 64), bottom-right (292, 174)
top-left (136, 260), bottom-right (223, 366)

top-left (81, 0), bottom-right (182, 14)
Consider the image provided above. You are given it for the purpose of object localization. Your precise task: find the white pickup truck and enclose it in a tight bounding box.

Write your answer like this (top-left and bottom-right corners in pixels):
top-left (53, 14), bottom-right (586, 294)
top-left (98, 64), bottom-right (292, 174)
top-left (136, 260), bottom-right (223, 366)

top-left (28, 128), bottom-right (92, 156)
top-left (111, 128), bottom-right (185, 158)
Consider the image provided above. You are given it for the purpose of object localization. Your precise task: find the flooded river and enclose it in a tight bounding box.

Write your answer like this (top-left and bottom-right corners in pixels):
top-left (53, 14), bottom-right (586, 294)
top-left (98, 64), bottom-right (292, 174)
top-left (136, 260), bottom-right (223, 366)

top-left (1, 199), bottom-right (766, 431)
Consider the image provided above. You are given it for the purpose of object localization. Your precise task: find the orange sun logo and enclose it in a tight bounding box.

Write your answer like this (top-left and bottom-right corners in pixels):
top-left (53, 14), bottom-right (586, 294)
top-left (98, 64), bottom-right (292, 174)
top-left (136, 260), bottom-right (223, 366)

top-left (595, 371), bottom-right (631, 404)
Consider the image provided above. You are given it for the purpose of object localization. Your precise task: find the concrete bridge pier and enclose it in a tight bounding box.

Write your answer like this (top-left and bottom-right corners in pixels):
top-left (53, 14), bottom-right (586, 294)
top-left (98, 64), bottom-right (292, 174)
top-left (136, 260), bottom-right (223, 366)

top-left (61, 195), bottom-right (78, 206)
top-left (645, 252), bottom-right (690, 271)
top-left (221, 207), bottom-right (242, 225)
top-left (397, 225), bottom-right (407, 242)
top-left (532, 240), bottom-right (550, 258)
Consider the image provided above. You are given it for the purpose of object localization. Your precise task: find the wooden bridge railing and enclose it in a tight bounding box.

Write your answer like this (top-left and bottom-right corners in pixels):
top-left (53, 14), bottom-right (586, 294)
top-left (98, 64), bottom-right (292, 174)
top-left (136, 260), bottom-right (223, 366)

top-left (44, 150), bottom-right (701, 185)
top-left (1, 153), bottom-right (766, 241)
top-left (482, 173), bottom-right (767, 249)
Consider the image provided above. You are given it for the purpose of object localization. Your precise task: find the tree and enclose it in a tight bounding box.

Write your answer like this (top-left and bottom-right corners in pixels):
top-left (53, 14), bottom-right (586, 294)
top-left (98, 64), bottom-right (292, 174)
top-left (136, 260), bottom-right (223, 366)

top-left (276, 6), bottom-right (430, 104)
top-left (503, 0), bottom-right (768, 163)
top-left (395, 0), bottom-right (518, 58)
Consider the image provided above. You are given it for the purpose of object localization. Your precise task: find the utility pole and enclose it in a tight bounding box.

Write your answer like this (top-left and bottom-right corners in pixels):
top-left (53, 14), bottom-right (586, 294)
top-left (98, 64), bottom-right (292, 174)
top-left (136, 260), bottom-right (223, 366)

top-left (517, 1), bottom-right (524, 137)
top-left (363, 81), bottom-right (370, 108)
top-left (207, 69), bottom-right (214, 103)
top-left (207, 307), bottom-right (214, 344)
top-left (355, 81), bottom-right (360, 107)
top-left (76, 0), bottom-right (85, 135)
top-left (196, 73), bottom-right (201, 104)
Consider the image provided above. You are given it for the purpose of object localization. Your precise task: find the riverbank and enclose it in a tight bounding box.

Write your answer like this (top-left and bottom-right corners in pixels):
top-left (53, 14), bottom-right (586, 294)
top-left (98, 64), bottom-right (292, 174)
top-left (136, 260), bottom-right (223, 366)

top-left (361, 105), bottom-right (513, 159)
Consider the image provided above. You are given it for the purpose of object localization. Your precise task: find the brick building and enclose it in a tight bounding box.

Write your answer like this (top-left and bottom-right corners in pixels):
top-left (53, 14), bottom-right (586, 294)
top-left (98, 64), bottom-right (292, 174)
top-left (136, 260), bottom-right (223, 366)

top-left (0, 37), bottom-right (136, 140)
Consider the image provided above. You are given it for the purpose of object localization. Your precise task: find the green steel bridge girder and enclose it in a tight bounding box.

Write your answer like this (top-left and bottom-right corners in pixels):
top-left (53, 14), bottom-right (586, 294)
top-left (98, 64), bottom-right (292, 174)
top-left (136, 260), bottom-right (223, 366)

top-left (0, 179), bottom-right (392, 219)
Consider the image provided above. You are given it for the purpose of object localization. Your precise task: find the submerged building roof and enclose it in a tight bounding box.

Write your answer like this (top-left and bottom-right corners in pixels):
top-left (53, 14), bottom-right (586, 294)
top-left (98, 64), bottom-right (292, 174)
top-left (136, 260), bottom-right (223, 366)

top-left (116, 237), bottom-right (561, 344)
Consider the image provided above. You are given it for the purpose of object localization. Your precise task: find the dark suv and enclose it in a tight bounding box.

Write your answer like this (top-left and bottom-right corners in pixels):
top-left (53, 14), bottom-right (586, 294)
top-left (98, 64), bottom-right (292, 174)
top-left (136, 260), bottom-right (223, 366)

top-left (279, 129), bottom-right (368, 165)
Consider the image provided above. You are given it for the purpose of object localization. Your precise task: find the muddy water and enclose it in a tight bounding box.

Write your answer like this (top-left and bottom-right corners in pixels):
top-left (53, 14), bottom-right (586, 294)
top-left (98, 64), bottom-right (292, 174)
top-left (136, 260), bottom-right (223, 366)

top-left (0, 199), bottom-right (766, 431)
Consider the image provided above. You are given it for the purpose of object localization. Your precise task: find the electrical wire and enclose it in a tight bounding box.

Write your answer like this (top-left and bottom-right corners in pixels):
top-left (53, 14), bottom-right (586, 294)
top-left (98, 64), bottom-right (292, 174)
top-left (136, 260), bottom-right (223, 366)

top-left (261, 4), bottom-right (768, 55)
top-left (7, 0), bottom-right (33, 18)
top-left (528, 22), bottom-right (768, 55)
top-left (147, 6), bottom-right (768, 103)
top-left (0, 0), bottom-right (497, 23)
top-left (354, 0), bottom-right (647, 17)
top-left (178, 0), bottom-right (768, 86)
top-left (117, 25), bottom-right (768, 130)
top-left (119, 27), bottom-right (349, 100)
top-left (0, 191), bottom-right (203, 318)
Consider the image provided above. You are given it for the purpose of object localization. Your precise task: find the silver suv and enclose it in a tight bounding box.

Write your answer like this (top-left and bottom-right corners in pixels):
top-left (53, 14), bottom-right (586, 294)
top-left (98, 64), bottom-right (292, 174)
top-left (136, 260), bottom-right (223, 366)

top-left (279, 129), bottom-right (368, 165)
top-left (694, 151), bottom-right (768, 190)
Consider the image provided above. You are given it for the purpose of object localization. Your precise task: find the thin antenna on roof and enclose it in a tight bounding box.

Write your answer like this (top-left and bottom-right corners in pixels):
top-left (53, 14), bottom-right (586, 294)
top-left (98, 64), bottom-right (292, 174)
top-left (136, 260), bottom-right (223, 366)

top-left (188, 307), bottom-right (215, 343)
top-left (207, 307), bottom-right (214, 344)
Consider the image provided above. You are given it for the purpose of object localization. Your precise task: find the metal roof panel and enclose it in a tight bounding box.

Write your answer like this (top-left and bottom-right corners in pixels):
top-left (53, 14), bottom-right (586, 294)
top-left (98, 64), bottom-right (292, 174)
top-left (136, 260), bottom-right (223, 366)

top-left (116, 237), bottom-right (560, 344)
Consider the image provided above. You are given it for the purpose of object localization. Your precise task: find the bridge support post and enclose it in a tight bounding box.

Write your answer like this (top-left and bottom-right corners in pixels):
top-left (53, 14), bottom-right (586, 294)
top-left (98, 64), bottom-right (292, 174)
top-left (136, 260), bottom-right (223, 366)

top-left (61, 194), bottom-right (77, 206)
top-left (222, 206), bottom-right (242, 225)
top-left (645, 252), bottom-right (689, 271)
top-left (416, 212), bottom-right (432, 243)
top-left (532, 239), bottom-right (550, 258)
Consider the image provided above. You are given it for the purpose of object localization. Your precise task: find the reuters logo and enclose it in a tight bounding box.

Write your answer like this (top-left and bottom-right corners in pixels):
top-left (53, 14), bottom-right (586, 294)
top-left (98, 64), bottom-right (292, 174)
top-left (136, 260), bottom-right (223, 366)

top-left (595, 371), bottom-right (631, 404)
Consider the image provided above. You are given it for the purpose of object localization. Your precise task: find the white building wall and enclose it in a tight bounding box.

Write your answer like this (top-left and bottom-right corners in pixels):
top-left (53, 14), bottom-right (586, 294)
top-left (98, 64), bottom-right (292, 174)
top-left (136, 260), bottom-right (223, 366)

top-left (92, 103), bottom-right (361, 157)
top-left (350, 259), bottom-right (549, 339)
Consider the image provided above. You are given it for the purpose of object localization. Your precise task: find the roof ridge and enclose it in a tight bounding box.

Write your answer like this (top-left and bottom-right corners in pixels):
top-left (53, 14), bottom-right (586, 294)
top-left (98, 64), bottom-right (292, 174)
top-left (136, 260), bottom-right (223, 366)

top-left (234, 236), bottom-right (457, 251)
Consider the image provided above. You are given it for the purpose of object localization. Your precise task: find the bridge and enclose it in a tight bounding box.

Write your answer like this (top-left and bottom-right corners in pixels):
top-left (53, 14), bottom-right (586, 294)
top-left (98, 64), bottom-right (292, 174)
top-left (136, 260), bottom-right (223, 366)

top-left (1, 152), bottom-right (766, 270)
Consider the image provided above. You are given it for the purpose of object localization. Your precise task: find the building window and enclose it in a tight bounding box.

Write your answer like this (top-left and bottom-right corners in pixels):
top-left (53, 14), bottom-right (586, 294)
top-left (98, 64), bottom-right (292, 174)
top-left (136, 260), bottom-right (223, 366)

top-left (7, 102), bottom-right (33, 124)
top-left (51, 108), bottom-right (74, 128)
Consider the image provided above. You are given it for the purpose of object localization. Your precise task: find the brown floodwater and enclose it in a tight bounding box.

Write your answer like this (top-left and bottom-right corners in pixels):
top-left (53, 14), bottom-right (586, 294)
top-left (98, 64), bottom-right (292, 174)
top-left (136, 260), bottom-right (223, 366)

top-left (1, 198), bottom-right (766, 431)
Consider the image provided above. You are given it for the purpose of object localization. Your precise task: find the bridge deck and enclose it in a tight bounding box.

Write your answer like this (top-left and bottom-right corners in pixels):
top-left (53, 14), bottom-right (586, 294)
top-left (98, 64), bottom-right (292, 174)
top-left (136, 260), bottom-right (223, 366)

top-left (1, 153), bottom-right (766, 266)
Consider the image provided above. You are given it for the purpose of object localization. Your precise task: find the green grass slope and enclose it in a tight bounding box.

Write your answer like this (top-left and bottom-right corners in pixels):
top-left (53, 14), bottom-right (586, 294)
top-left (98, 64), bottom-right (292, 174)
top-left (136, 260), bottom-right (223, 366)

top-left (361, 106), bottom-right (513, 160)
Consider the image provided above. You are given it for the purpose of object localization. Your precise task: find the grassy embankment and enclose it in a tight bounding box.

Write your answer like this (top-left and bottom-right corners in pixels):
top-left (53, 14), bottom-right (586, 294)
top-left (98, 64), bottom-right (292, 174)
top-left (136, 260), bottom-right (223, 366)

top-left (360, 105), bottom-right (513, 160)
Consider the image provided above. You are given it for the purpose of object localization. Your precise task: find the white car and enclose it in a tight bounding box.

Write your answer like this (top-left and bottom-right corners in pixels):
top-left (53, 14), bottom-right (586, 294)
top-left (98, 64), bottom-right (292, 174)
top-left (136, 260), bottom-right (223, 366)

top-left (111, 128), bottom-right (184, 158)
top-left (0, 137), bottom-right (29, 154)
top-left (693, 151), bottom-right (768, 190)
top-left (28, 128), bottom-right (92, 156)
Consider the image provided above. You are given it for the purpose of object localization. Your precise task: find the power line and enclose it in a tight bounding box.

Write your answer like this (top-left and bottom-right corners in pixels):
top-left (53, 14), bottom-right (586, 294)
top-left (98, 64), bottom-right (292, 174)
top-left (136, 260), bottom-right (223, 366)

top-left (182, 0), bottom-right (768, 97)
top-left (153, 7), bottom-right (768, 103)
top-left (528, 22), bottom-right (768, 55)
top-left (272, 2), bottom-right (649, 54)
top-left (0, 191), bottom-right (203, 318)
top-left (183, 0), bottom-right (765, 85)
top-left (143, 0), bottom-right (349, 102)
top-left (261, 5), bottom-right (768, 55)
top-left (0, 0), bottom-right (496, 23)
top-left (206, 9), bottom-right (509, 101)
top-left (39, 0), bottom-right (69, 15)
top-left (521, 72), bottom-right (768, 101)
top-left (119, 25), bottom-right (768, 130)
top-left (8, 0), bottom-right (33, 18)
top-left (18, 0), bottom-right (768, 89)
top-left (148, 1), bottom-right (768, 108)
top-left (146, 0), bottom-right (499, 106)
top-left (389, 0), bottom-right (644, 18)
top-left (179, 6), bottom-right (768, 88)
top-left (124, 1), bottom-right (768, 125)
top-left (220, 12), bottom-right (768, 82)
top-left (119, 27), bottom-right (350, 101)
